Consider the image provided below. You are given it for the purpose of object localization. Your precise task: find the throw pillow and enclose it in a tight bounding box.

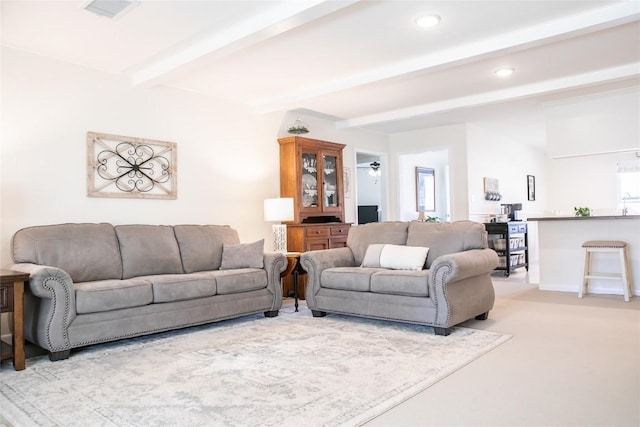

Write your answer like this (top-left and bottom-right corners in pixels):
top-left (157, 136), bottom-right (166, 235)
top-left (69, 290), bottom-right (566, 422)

top-left (361, 244), bottom-right (429, 270)
top-left (361, 244), bottom-right (386, 268)
top-left (220, 239), bottom-right (264, 269)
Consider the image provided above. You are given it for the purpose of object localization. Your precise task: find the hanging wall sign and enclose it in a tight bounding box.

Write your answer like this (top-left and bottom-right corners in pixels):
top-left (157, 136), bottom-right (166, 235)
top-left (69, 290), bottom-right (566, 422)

top-left (87, 132), bottom-right (177, 199)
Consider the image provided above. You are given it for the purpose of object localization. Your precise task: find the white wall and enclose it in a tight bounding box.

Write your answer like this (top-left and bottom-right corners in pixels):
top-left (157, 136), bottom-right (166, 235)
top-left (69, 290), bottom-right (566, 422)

top-left (389, 124), bottom-right (468, 221)
top-left (397, 150), bottom-right (449, 222)
top-left (544, 88), bottom-right (640, 215)
top-left (546, 88), bottom-right (640, 158)
top-left (0, 48), bottom-right (386, 267)
top-left (356, 167), bottom-right (381, 206)
top-left (466, 124), bottom-right (547, 222)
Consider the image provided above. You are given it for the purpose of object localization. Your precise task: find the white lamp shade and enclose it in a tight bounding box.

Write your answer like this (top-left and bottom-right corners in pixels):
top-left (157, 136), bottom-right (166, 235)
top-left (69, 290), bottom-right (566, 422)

top-left (264, 198), bottom-right (294, 222)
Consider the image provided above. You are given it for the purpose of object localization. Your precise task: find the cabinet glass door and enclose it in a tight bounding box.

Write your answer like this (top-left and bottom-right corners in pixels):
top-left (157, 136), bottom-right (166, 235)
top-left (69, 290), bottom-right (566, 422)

top-left (301, 152), bottom-right (318, 207)
top-left (323, 155), bottom-right (338, 208)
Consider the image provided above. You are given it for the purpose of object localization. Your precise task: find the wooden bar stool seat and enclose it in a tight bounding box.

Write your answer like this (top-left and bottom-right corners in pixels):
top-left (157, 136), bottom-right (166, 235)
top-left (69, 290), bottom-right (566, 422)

top-left (580, 240), bottom-right (632, 302)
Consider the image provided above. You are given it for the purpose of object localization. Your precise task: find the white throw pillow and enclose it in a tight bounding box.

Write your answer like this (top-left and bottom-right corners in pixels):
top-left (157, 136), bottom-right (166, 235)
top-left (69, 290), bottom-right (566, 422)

top-left (361, 244), bottom-right (429, 270)
top-left (361, 244), bottom-right (386, 267)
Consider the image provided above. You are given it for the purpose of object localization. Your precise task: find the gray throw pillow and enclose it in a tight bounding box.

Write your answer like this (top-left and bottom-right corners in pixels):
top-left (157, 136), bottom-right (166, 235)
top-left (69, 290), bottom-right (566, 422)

top-left (220, 239), bottom-right (264, 269)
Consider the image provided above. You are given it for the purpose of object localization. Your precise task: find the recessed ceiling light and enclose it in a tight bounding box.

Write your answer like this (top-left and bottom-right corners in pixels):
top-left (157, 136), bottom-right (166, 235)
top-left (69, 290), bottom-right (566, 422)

top-left (494, 67), bottom-right (515, 77)
top-left (415, 14), bottom-right (441, 28)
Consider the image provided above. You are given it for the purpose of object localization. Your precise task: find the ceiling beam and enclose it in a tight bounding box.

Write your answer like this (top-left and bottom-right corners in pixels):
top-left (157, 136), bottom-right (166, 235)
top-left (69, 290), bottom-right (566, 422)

top-left (252, 1), bottom-right (640, 113)
top-left (335, 63), bottom-right (640, 129)
top-left (130, 0), bottom-right (358, 87)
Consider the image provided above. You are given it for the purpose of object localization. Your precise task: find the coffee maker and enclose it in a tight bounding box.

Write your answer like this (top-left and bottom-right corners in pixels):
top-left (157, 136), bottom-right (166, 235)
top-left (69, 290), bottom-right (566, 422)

top-left (500, 203), bottom-right (523, 221)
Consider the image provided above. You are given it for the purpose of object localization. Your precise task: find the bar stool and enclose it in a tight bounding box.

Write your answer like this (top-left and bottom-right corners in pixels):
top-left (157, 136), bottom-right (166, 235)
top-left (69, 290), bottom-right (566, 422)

top-left (580, 240), bottom-right (632, 302)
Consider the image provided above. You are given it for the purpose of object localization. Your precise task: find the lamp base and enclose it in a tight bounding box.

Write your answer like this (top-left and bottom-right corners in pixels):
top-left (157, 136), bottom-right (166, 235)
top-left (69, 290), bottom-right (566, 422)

top-left (272, 224), bottom-right (288, 253)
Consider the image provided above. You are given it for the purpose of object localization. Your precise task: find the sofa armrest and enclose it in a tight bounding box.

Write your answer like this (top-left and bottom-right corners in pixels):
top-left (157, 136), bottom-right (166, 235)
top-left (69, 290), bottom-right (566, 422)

top-left (428, 248), bottom-right (498, 326)
top-left (300, 247), bottom-right (355, 307)
top-left (10, 263), bottom-right (76, 353)
top-left (263, 252), bottom-right (287, 309)
top-left (430, 248), bottom-right (498, 285)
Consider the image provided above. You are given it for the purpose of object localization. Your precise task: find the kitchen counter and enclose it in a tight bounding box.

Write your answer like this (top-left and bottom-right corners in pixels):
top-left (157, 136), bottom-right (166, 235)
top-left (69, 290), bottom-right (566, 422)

top-left (529, 215), bottom-right (639, 221)
top-left (530, 215), bottom-right (639, 297)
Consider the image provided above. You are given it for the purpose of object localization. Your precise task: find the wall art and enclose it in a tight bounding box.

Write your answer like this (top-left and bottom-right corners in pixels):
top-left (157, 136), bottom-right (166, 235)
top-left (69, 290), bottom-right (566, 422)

top-left (416, 167), bottom-right (435, 212)
top-left (87, 132), bottom-right (177, 199)
top-left (483, 177), bottom-right (501, 201)
top-left (527, 175), bottom-right (536, 201)
top-left (343, 167), bottom-right (352, 198)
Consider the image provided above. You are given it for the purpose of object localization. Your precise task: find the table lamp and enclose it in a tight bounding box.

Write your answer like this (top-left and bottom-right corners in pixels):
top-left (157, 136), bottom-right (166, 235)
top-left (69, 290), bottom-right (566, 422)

top-left (264, 198), bottom-right (294, 252)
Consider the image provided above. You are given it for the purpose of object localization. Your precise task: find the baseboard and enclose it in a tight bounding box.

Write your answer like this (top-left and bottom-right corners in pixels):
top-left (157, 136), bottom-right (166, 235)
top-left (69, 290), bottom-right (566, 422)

top-left (538, 282), bottom-right (639, 296)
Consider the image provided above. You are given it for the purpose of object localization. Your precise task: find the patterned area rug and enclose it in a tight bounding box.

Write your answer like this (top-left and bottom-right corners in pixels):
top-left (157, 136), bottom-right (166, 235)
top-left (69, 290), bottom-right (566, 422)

top-left (1, 305), bottom-right (509, 427)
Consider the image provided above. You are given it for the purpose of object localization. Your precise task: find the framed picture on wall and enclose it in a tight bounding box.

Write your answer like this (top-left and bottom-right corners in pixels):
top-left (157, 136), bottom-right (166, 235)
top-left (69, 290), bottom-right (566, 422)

top-left (416, 167), bottom-right (436, 212)
top-left (87, 132), bottom-right (177, 199)
top-left (527, 175), bottom-right (536, 201)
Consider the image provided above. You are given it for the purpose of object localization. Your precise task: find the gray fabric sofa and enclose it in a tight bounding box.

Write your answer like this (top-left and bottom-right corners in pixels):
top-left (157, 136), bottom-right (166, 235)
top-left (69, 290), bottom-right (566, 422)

top-left (10, 223), bottom-right (286, 361)
top-left (300, 221), bottom-right (498, 335)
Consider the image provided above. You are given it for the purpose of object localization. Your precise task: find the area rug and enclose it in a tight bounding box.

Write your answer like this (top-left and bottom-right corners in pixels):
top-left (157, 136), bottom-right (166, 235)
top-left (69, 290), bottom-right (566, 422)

top-left (1, 305), bottom-right (510, 427)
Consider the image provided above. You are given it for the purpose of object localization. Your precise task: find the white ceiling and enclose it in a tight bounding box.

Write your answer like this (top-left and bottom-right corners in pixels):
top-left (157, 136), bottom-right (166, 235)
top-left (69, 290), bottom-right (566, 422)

top-left (2, 0), bottom-right (639, 144)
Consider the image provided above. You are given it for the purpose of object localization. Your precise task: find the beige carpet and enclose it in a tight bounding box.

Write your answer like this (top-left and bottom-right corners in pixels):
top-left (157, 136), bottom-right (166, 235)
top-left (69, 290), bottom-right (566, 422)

top-left (366, 273), bottom-right (640, 426)
top-left (1, 305), bottom-right (509, 427)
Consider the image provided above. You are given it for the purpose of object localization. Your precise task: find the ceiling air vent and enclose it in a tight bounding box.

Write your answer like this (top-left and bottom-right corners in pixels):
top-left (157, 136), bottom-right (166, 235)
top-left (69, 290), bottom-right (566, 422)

top-left (83, 0), bottom-right (140, 19)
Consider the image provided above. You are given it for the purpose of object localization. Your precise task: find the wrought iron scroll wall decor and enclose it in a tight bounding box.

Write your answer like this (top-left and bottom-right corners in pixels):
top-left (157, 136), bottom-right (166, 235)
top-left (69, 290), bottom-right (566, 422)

top-left (87, 132), bottom-right (177, 199)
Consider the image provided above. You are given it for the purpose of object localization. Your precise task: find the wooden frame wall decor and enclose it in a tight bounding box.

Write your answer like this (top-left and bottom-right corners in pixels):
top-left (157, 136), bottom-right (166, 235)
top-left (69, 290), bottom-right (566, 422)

top-left (87, 132), bottom-right (177, 199)
top-left (343, 167), bottom-right (352, 198)
top-left (527, 175), bottom-right (536, 201)
top-left (416, 167), bottom-right (436, 212)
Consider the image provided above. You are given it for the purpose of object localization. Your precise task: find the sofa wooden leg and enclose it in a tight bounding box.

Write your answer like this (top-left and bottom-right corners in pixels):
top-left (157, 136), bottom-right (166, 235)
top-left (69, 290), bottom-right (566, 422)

top-left (434, 327), bottom-right (452, 336)
top-left (49, 350), bottom-right (71, 361)
top-left (475, 311), bottom-right (489, 320)
top-left (263, 310), bottom-right (279, 318)
top-left (311, 310), bottom-right (327, 317)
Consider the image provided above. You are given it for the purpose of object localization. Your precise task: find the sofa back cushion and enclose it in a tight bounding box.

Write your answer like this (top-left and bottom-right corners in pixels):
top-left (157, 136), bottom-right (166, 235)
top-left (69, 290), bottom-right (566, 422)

top-left (115, 225), bottom-right (183, 279)
top-left (173, 225), bottom-right (241, 273)
top-left (12, 223), bottom-right (122, 282)
top-left (347, 222), bottom-right (409, 266)
top-left (406, 221), bottom-right (488, 268)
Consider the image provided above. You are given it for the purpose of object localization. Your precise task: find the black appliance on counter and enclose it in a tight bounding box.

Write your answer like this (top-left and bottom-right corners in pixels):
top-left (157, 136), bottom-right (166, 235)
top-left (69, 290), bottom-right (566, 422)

top-left (501, 203), bottom-right (523, 221)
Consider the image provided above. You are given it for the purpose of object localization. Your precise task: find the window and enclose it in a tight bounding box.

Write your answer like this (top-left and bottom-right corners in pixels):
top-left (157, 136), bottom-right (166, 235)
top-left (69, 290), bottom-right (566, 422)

top-left (617, 160), bottom-right (640, 214)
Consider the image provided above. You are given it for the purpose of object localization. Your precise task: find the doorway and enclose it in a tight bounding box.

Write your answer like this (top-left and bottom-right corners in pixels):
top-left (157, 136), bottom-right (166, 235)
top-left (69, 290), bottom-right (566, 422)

top-left (355, 151), bottom-right (385, 224)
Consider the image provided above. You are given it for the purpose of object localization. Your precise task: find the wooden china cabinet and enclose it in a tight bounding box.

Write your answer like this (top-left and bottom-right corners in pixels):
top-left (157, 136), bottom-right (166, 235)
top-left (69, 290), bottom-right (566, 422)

top-left (278, 136), bottom-right (351, 299)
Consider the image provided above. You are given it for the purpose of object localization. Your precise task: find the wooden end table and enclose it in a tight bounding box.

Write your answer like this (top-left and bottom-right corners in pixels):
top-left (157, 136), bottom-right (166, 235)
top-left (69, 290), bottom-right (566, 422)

top-left (1, 269), bottom-right (29, 371)
top-left (281, 252), bottom-right (306, 312)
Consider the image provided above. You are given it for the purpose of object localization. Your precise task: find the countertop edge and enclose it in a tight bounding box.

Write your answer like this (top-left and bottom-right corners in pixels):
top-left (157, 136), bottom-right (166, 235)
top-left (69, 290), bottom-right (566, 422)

top-left (528, 215), bottom-right (640, 221)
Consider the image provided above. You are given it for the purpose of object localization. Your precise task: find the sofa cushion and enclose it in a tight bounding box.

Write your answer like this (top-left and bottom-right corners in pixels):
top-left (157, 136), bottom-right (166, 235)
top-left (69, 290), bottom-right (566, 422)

top-left (213, 269), bottom-right (267, 295)
top-left (220, 239), bottom-right (264, 270)
top-left (115, 225), bottom-right (184, 279)
top-left (370, 270), bottom-right (430, 297)
top-left (174, 225), bottom-right (241, 273)
top-left (347, 222), bottom-right (409, 266)
top-left (361, 244), bottom-right (429, 270)
top-left (144, 272), bottom-right (217, 303)
top-left (75, 278), bottom-right (153, 314)
top-left (12, 223), bottom-right (122, 283)
top-left (321, 267), bottom-right (384, 292)
top-left (406, 221), bottom-right (488, 268)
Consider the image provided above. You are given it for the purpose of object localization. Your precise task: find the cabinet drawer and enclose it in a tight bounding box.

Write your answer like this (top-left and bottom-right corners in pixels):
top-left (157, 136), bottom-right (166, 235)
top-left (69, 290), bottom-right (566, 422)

top-left (307, 238), bottom-right (330, 251)
top-left (508, 223), bottom-right (527, 234)
top-left (305, 227), bottom-right (330, 238)
top-left (329, 236), bottom-right (348, 247)
top-left (330, 225), bottom-right (350, 236)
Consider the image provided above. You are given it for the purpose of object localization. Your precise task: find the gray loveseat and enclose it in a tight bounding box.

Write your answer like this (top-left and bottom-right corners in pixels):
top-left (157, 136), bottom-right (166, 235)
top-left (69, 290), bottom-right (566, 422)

top-left (10, 223), bottom-right (286, 361)
top-left (300, 221), bottom-right (498, 335)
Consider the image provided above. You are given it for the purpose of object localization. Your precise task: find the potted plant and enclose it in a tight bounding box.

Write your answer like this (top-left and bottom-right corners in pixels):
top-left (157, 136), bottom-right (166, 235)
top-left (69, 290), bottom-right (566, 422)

top-left (574, 207), bottom-right (591, 217)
